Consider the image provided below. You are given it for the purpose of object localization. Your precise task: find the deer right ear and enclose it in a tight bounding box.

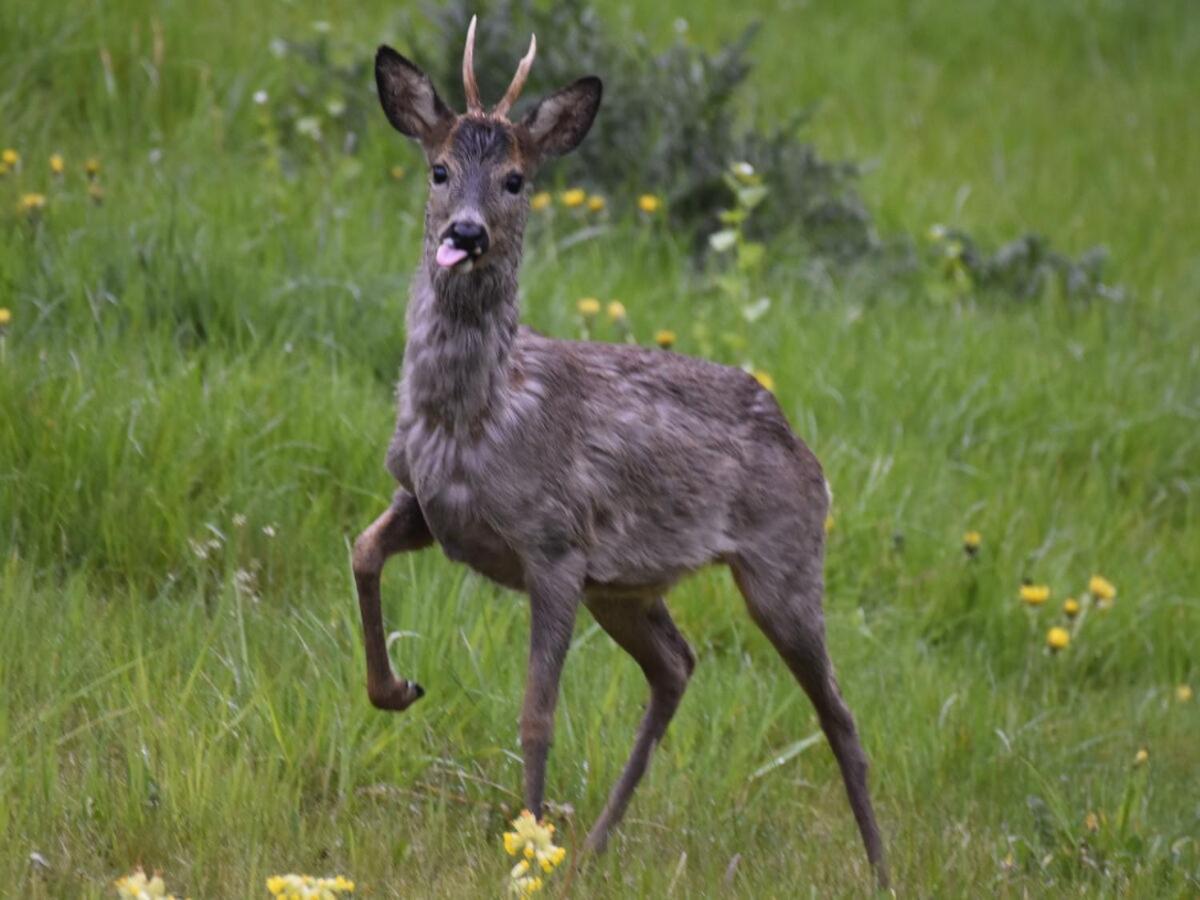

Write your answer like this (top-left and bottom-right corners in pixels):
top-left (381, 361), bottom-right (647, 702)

top-left (520, 76), bottom-right (603, 159)
top-left (375, 46), bottom-right (454, 153)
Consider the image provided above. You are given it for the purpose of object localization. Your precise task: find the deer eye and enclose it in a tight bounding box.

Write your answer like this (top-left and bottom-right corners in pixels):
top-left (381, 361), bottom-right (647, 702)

top-left (504, 172), bottom-right (524, 195)
top-left (431, 164), bottom-right (448, 185)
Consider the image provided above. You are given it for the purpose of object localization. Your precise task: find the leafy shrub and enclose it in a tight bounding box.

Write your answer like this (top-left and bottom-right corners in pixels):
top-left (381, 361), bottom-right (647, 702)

top-left (265, 0), bottom-right (1124, 301)
top-left (421, 0), bottom-right (872, 261)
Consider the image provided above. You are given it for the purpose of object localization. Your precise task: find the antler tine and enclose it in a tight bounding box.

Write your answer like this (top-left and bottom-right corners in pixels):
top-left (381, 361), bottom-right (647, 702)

top-left (492, 33), bottom-right (536, 119)
top-left (462, 15), bottom-right (484, 114)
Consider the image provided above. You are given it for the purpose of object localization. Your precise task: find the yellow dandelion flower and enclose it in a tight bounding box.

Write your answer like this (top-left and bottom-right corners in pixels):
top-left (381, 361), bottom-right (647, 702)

top-left (530, 191), bottom-right (552, 211)
top-left (18, 193), bottom-right (46, 215)
top-left (753, 370), bottom-right (775, 392)
top-left (1019, 583), bottom-right (1050, 606)
top-left (606, 300), bottom-right (626, 321)
top-left (0, 308), bottom-right (11, 327)
top-left (586, 194), bottom-right (606, 212)
top-left (577, 297), bottom-right (600, 318)
top-left (1133, 747), bottom-right (1148, 766)
top-left (266, 874), bottom-right (354, 897)
top-left (2, 148), bottom-right (18, 167)
top-left (1063, 597), bottom-right (1080, 618)
top-left (85, 157), bottom-right (101, 178)
top-left (560, 188), bottom-right (586, 208)
top-left (50, 153), bottom-right (65, 175)
top-left (390, 165), bottom-right (406, 180)
top-left (1046, 626), bottom-right (1070, 651)
top-left (1176, 684), bottom-right (1193, 703)
top-left (637, 193), bottom-right (661, 214)
top-left (655, 329), bottom-right (676, 349)
top-left (962, 530), bottom-right (981, 556)
top-left (1084, 811), bottom-right (1099, 832)
top-left (1088, 574), bottom-right (1115, 602)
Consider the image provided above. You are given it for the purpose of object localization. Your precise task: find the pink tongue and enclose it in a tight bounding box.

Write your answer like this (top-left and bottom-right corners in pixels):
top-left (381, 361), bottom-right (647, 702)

top-left (436, 243), bottom-right (469, 268)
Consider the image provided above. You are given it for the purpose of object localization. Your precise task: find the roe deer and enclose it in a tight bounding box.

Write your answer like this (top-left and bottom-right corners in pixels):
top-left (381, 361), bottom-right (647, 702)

top-left (353, 17), bottom-right (887, 884)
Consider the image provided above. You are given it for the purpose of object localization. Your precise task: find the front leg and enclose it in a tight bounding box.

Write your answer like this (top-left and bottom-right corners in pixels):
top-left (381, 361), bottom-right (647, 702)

top-left (521, 554), bottom-right (585, 817)
top-left (352, 491), bottom-right (434, 711)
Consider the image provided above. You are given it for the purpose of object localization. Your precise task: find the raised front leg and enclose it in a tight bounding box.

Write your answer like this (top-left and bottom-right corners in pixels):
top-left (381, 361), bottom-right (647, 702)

top-left (352, 491), bottom-right (434, 711)
top-left (520, 555), bottom-right (585, 818)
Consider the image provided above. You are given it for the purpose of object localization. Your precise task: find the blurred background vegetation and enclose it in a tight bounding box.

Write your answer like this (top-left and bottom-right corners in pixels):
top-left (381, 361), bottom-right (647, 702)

top-left (1, 0), bottom-right (1197, 896)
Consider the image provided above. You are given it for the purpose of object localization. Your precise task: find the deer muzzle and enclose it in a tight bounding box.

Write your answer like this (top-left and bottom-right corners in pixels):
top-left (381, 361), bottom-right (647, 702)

top-left (437, 220), bottom-right (490, 268)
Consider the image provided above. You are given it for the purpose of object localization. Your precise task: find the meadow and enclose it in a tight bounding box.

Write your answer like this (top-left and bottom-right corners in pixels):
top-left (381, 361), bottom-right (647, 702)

top-left (1, 0), bottom-right (1198, 896)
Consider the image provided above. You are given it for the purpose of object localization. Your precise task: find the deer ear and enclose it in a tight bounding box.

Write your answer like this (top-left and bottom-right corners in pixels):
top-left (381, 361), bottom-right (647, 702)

top-left (520, 76), bottom-right (602, 158)
top-left (375, 46), bottom-right (454, 152)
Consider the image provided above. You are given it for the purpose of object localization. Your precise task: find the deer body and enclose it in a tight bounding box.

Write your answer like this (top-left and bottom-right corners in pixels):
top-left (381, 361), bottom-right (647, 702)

top-left (352, 18), bottom-right (887, 885)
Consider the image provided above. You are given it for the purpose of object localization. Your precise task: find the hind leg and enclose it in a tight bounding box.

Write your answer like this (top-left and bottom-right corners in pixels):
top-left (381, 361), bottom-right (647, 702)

top-left (731, 545), bottom-right (888, 887)
top-left (582, 595), bottom-right (695, 852)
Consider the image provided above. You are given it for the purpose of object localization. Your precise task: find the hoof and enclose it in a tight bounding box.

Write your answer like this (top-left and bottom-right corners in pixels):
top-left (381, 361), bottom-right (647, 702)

top-left (368, 677), bottom-right (425, 712)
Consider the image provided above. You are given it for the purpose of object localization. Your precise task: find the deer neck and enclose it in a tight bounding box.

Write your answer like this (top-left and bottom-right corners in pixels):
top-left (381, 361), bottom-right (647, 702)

top-left (403, 261), bottom-right (520, 432)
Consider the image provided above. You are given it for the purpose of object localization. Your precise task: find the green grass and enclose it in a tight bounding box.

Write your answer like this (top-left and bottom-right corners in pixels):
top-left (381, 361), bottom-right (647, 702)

top-left (2, 0), bottom-right (1198, 896)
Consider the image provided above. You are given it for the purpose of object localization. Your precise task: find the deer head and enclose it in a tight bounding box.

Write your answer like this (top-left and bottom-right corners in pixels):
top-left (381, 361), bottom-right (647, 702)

top-left (375, 16), bottom-right (602, 275)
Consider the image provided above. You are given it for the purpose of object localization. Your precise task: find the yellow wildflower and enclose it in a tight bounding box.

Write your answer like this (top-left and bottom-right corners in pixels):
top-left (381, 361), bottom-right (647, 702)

top-left (502, 810), bottom-right (567, 888)
top-left (586, 194), bottom-right (605, 212)
top-left (19, 193), bottom-right (46, 216)
top-left (1063, 597), bottom-right (1080, 618)
top-left (1088, 575), bottom-right (1116, 602)
top-left (962, 530), bottom-right (981, 556)
top-left (607, 300), bottom-right (626, 321)
top-left (85, 157), bottom-right (101, 178)
top-left (1176, 684), bottom-right (1193, 703)
top-left (577, 297), bottom-right (600, 318)
top-left (753, 370), bottom-right (775, 392)
top-left (0, 308), bottom-right (10, 327)
top-left (50, 153), bottom-right (65, 175)
top-left (560, 188), bottom-right (586, 208)
top-left (114, 868), bottom-right (179, 899)
top-left (1084, 811), bottom-right (1099, 832)
top-left (1133, 747), bottom-right (1148, 766)
top-left (2, 148), bottom-right (18, 167)
top-left (637, 193), bottom-right (661, 214)
top-left (1046, 626), bottom-right (1070, 651)
top-left (530, 191), bottom-right (552, 211)
top-left (1019, 583), bottom-right (1050, 606)
top-left (389, 165), bottom-right (405, 180)
top-left (266, 873), bottom-right (354, 897)
top-left (655, 329), bottom-right (676, 349)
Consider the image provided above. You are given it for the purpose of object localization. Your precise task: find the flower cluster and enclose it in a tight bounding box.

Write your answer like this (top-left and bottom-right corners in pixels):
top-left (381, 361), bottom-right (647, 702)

top-left (114, 868), bottom-right (185, 899)
top-left (1014, 573), bottom-right (1118, 652)
top-left (502, 810), bottom-right (567, 897)
top-left (265, 874), bottom-right (355, 899)
top-left (2, 146), bottom-right (106, 218)
top-left (526, 186), bottom-right (661, 218)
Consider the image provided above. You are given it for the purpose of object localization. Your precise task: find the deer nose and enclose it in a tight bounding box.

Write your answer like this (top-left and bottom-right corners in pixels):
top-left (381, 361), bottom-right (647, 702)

top-left (447, 220), bottom-right (490, 257)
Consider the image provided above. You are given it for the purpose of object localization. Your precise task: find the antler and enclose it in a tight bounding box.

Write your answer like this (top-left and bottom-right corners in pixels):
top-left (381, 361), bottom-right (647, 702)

top-left (462, 15), bottom-right (484, 115)
top-left (492, 33), bottom-right (536, 119)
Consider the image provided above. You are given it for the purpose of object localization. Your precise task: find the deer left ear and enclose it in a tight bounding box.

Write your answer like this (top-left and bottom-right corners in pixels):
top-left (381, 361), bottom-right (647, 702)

top-left (375, 45), bottom-right (454, 154)
top-left (520, 76), bottom-right (602, 159)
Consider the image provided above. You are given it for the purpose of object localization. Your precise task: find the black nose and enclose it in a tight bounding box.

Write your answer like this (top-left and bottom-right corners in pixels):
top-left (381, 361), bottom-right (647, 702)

top-left (448, 220), bottom-right (490, 257)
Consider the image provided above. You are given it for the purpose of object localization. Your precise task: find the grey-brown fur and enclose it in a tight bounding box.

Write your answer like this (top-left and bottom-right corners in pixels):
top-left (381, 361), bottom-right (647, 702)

top-left (353, 24), bottom-right (887, 886)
